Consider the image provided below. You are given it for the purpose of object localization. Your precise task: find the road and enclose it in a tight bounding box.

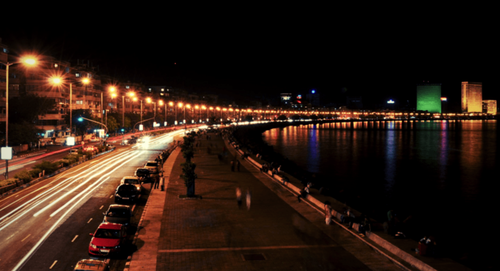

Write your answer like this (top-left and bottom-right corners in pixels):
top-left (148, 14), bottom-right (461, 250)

top-left (0, 130), bottom-right (185, 270)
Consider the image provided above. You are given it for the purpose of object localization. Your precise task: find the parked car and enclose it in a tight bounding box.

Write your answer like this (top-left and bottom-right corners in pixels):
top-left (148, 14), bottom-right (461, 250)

top-left (102, 204), bottom-right (133, 226)
top-left (119, 176), bottom-right (142, 192)
top-left (134, 168), bottom-right (152, 183)
top-left (114, 184), bottom-right (141, 204)
top-left (144, 161), bottom-right (159, 174)
top-left (74, 258), bottom-right (109, 271)
top-left (88, 222), bottom-right (127, 256)
top-left (69, 148), bottom-right (79, 155)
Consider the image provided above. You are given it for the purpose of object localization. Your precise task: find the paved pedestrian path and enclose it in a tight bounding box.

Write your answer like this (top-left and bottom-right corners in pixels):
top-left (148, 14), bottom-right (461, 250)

top-left (128, 132), bottom-right (409, 271)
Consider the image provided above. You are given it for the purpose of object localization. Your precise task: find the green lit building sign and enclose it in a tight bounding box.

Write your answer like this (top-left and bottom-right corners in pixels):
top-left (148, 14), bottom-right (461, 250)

top-left (416, 84), bottom-right (441, 113)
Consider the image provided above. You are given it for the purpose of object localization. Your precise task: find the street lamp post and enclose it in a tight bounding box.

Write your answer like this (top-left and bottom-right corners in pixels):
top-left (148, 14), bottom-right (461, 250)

top-left (2, 56), bottom-right (36, 179)
top-left (177, 102), bottom-right (183, 125)
top-left (168, 102), bottom-right (174, 126)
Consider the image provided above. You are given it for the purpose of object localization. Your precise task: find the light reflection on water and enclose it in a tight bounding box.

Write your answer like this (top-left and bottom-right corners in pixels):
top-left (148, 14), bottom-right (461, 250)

top-left (263, 120), bottom-right (497, 242)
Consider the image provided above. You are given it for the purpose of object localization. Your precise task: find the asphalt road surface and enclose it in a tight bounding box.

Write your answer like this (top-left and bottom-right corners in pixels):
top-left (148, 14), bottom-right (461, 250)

top-left (0, 131), bottom-right (184, 270)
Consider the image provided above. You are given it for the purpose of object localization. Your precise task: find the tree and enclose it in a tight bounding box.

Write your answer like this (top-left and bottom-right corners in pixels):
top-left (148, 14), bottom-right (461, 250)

top-left (180, 133), bottom-right (198, 197)
top-left (277, 115), bottom-right (288, 121)
top-left (3, 94), bottom-right (56, 145)
top-left (243, 115), bottom-right (253, 122)
top-left (106, 116), bottom-right (119, 134)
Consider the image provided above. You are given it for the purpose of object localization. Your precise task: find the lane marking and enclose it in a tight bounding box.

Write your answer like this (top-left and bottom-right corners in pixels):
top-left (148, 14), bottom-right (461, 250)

top-left (71, 235), bottom-right (78, 242)
top-left (87, 218), bottom-right (93, 224)
top-left (49, 260), bottom-right (57, 269)
top-left (109, 195), bottom-right (113, 198)
top-left (99, 205), bottom-right (104, 210)
top-left (21, 234), bottom-right (31, 242)
top-left (159, 244), bottom-right (338, 253)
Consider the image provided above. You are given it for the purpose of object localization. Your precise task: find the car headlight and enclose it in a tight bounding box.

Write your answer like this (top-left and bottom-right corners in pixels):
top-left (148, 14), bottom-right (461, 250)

top-left (115, 194), bottom-right (121, 198)
top-left (90, 242), bottom-right (97, 249)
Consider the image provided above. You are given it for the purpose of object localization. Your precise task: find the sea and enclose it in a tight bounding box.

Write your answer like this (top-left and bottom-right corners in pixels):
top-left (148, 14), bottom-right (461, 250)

top-left (262, 119), bottom-right (497, 270)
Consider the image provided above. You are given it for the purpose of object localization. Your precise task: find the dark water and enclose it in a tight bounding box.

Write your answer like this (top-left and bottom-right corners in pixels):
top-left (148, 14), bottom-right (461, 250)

top-left (263, 120), bottom-right (497, 268)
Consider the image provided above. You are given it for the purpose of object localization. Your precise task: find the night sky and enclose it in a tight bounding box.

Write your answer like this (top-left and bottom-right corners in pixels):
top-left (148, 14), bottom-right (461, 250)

top-left (2, 5), bottom-right (498, 109)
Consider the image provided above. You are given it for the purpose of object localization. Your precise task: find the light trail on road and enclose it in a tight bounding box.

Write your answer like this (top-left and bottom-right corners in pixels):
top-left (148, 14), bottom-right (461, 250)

top-left (0, 131), bottom-right (179, 271)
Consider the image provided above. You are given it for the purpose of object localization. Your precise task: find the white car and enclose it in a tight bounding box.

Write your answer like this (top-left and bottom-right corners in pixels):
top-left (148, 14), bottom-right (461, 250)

top-left (144, 161), bottom-right (159, 174)
top-left (119, 176), bottom-right (142, 192)
top-left (74, 259), bottom-right (109, 271)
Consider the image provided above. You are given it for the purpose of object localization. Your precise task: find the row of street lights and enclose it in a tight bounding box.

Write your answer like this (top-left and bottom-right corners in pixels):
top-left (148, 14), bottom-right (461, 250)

top-left (1, 56), bottom-right (37, 179)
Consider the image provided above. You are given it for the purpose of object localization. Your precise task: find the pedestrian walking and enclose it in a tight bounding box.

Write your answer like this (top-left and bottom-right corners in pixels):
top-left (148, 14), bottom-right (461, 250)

top-left (236, 187), bottom-right (242, 209)
top-left (153, 174), bottom-right (160, 189)
top-left (246, 190), bottom-right (252, 210)
top-left (236, 159), bottom-right (240, 171)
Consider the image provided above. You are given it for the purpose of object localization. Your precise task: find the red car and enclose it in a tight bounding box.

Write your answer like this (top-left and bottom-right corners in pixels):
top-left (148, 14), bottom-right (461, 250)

top-left (88, 222), bottom-right (127, 256)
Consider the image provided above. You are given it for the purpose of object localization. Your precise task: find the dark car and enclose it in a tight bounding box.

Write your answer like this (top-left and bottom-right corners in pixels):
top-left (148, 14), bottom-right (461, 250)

top-left (102, 204), bottom-right (133, 226)
top-left (135, 167), bottom-right (150, 177)
top-left (114, 184), bottom-right (140, 203)
top-left (88, 222), bottom-right (127, 256)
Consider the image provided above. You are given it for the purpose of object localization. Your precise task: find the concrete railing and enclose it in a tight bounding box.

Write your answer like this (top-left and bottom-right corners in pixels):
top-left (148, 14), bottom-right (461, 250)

top-left (229, 141), bottom-right (442, 271)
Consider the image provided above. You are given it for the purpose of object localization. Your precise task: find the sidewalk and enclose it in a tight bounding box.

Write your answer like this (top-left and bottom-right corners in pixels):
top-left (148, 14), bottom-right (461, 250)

top-left (128, 132), bottom-right (414, 271)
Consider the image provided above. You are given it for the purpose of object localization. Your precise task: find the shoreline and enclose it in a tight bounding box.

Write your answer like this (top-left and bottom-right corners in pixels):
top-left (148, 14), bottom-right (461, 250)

top-left (229, 120), bottom-right (493, 270)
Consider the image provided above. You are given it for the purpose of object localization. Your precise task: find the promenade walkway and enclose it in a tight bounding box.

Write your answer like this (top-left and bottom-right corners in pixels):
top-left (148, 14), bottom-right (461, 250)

top-left (127, 131), bottom-right (471, 271)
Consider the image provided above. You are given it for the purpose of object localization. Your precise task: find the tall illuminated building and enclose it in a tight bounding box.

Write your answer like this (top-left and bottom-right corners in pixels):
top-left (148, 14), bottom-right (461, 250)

top-left (482, 100), bottom-right (497, 115)
top-left (416, 83), bottom-right (441, 113)
top-left (461, 82), bottom-right (482, 113)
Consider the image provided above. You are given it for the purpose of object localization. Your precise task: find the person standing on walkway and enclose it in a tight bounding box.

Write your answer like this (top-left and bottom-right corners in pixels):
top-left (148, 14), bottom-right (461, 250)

top-left (324, 201), bottom-right (332, 225)
top-left (153, 174), bottom-right (160, 189)
top-left (246, 189), bottom-right (252, 210)
top-left (236, 187), bottom-right (242, 209)
top-left (236, 159), bottom-right (240, 171)
top-left (297, 184), bottom-right (310, 202)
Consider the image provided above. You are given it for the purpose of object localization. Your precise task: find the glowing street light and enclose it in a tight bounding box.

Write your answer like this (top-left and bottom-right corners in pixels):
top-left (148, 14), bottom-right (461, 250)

top-left (50, 76), bottom-right (78, 136)
top-left (1, 56), bottom-right (37, 179)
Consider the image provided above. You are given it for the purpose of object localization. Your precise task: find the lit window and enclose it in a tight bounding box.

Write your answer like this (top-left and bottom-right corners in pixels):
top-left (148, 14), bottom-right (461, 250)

top-left (75, 72), bottom-right (80, 77)
top-left (160, 93), bottom-right (164, 96)
top-left (54, 63), bottom-right (59, 68)
top-left (126, 86), bottom-right (130, 89)
top-left (161, 88), bottom-right (164, 92)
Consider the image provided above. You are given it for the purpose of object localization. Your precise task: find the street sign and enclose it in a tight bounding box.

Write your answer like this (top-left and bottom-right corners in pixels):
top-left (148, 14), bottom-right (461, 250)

top-left (1, 147), bottom-right (12, 160)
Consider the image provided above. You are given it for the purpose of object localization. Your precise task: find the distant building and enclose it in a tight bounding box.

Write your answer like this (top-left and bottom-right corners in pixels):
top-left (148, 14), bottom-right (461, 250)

top-left (280, 93), bottom-right (292, 107)
top-left (416, 84), bottom-right (441, 113)
top-left (305, 89), bottom-right (320, 107)
top-left (346, 96), bottom-right (363, 109)
top-left (461, 82), bottom-right (482, 113)
top-left (482, 100), bottom-right (497, 115)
